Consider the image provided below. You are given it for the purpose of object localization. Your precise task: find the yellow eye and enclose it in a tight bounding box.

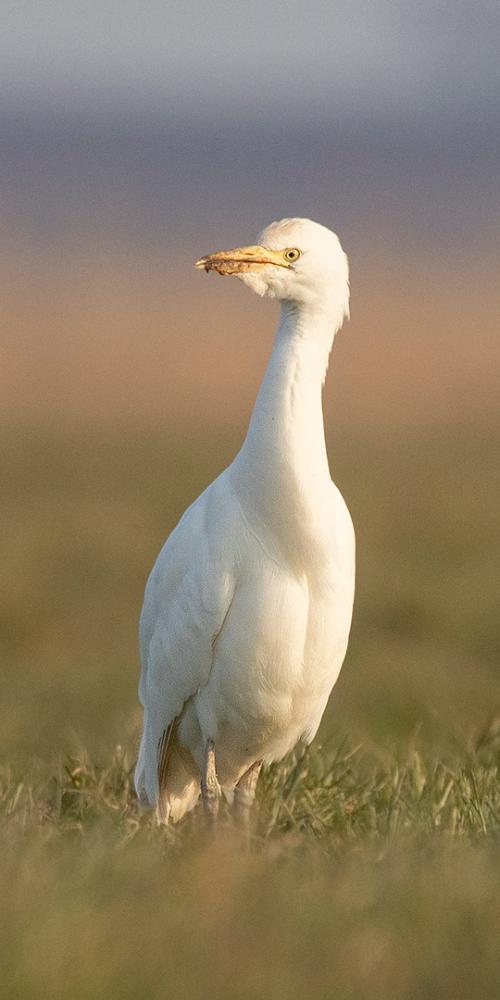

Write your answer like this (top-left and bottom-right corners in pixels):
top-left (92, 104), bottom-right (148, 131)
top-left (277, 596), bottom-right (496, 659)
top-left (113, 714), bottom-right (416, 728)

top-left (284, 247), bottom-right (301, 262)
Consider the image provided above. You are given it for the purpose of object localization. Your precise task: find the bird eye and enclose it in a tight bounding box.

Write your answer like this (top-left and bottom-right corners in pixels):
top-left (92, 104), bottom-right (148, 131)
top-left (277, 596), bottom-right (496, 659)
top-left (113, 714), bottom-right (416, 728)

top-left (284, 248), bottom-right (301, 262)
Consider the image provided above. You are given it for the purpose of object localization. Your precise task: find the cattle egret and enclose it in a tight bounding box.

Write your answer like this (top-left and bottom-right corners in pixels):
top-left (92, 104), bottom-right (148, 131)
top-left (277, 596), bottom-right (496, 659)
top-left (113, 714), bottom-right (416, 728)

top-left (135, 218), bottom-right (355, 825)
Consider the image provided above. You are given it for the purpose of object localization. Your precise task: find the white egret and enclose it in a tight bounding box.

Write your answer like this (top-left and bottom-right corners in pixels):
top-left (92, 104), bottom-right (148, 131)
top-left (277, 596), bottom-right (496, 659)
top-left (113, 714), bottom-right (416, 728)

top-left (135, 217), bottom-right (355, 824)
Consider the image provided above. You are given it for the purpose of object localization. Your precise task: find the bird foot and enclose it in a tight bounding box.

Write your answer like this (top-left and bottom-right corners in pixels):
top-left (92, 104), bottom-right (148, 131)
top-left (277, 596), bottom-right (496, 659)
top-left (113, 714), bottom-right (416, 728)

top-left (233, 760), bottom-right (262, 836)
top-left (201, 738), bottom-right (221, 823)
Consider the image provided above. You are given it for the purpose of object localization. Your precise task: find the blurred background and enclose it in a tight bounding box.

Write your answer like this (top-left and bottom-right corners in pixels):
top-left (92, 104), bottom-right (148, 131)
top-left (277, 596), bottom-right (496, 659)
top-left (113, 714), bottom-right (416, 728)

top-left (2, 0), bottom-right (500, 765)
top-left (3, 5), bottom-right (500, 998)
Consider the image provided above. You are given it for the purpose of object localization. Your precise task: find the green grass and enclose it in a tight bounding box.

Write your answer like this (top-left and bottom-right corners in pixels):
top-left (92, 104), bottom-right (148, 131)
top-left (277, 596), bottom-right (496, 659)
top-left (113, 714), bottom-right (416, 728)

top-left (2, 422), bottom-right (500, 998)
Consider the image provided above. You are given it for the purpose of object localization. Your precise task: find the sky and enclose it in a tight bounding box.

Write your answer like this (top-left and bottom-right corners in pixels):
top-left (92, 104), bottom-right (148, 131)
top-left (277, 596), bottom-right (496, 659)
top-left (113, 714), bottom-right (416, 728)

top-left (2, 2), bottom-right (499, 258)
top-left (2, 1), bottom-right (499, 121)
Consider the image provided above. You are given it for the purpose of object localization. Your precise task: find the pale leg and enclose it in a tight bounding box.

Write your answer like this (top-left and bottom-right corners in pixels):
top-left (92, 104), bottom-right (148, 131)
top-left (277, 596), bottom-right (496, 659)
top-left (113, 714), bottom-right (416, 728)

top-left (201, 738), bottom-right (221, 823)
top-left (233, 760), bottom-right (262, 830)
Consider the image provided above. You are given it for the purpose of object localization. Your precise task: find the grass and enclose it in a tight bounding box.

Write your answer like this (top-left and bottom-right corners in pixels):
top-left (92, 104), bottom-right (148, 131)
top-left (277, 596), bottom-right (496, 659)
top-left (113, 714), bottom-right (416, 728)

top-left (3, 423), bottom-right (500, 764)
top-left (4, 734), bottom-right (500, 844)
top-left (2, 421), bottom-right (500, 998)
top-left (2, 739), bottom-right (500, 999)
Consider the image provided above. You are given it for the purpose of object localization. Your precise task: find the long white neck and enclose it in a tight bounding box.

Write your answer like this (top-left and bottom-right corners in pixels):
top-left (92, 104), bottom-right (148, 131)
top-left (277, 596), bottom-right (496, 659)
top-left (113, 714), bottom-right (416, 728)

top-left (231, 298), bottom-right (345, 555)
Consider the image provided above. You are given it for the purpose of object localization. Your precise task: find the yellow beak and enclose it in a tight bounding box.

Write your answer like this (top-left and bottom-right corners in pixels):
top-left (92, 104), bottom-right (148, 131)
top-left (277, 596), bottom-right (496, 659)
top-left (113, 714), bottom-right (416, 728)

top-left (195, 245), bottom-right (291, 276)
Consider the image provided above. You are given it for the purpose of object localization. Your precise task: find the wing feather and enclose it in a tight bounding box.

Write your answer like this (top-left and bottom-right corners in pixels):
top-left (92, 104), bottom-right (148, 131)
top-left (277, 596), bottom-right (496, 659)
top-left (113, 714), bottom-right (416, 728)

top-left (135, 472), bottom-right (239, 807)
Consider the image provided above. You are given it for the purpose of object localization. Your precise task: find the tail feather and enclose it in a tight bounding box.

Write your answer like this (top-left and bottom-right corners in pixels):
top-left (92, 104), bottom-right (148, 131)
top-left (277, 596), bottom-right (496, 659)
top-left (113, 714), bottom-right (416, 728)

top-left (135, 710), bottom-right (199, 823)
top-left (158, 719), bottom-right (177, 794)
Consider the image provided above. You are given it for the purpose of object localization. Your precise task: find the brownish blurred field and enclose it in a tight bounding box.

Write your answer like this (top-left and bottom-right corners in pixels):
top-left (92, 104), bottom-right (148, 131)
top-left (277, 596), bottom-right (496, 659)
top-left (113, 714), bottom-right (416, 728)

top-left (3, 245), bottom-right (500, 756)
top-left (2, 244), bottom-right (500, 999)
top-left (3, 247), bottom-right (500, 432)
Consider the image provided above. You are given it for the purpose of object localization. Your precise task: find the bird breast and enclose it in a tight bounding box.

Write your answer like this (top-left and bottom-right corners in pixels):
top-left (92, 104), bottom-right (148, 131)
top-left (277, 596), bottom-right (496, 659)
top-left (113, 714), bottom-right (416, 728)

top-left (194, 501), bottom-right (355, 775)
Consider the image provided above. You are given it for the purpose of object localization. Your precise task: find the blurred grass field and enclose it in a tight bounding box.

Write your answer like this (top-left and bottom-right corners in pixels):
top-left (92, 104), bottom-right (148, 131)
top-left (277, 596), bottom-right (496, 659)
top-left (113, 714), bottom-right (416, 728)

top-left (3, 422), bottom-right (500, 763)
top-left (3, 738), bottom-right (500, 999)
top-left (2, 252), bottom-right (500, 998)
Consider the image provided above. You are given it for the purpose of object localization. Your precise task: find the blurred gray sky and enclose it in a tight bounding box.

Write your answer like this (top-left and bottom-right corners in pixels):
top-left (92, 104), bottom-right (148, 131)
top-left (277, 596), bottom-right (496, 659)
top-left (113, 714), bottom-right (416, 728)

top-left (3, 0), bottom-right (499, 121)
top-left (2, 2), bottom-right (499, 259)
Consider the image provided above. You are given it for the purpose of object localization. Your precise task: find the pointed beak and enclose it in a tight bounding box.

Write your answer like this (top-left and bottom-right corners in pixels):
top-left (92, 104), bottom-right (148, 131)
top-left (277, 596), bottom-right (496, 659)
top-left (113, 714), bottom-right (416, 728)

top-left (195, 245), bottom-right (291, 275)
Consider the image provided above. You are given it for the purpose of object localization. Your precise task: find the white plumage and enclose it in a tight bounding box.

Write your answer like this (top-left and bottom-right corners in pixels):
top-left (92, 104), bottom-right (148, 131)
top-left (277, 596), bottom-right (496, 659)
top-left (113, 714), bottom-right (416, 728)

top-left (135, 218), bottom-right (355, 823)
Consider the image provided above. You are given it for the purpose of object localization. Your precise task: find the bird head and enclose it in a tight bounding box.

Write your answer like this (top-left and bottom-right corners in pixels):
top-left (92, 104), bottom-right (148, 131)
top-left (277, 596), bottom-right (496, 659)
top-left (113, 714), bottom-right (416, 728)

top-left (195, 217), bottom-right (349, 319)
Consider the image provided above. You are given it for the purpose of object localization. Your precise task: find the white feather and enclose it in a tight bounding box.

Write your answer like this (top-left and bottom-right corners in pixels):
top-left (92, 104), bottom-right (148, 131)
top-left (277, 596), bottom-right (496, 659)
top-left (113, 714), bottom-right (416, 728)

top-left (135, 218), bottom-right (355, 822)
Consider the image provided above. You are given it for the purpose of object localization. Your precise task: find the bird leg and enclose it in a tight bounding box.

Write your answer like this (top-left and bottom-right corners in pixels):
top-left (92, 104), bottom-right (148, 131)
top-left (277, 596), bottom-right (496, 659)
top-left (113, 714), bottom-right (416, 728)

top-left (201, 738), bottom-right (221, 823)
top-left (233, 760), bottom-right (262, 831)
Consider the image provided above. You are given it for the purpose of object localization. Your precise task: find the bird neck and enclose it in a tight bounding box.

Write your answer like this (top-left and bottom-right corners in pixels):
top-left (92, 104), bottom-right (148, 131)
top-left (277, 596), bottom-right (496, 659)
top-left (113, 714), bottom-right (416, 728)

top-left (233, 299), bottom-right (342, 545)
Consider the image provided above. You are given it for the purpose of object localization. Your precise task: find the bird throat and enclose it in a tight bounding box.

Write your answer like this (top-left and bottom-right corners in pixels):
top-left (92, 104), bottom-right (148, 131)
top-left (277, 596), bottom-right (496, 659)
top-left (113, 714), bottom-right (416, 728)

top-left (232, 302), bottom-right (338, 557)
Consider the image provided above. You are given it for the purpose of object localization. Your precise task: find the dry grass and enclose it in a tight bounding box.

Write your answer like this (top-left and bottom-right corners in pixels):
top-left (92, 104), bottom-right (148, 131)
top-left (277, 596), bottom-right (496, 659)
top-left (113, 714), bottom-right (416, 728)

top-left (4, 735), bottom-right (500, 844)
top-left (2, 739), bottom-right (500, 999)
